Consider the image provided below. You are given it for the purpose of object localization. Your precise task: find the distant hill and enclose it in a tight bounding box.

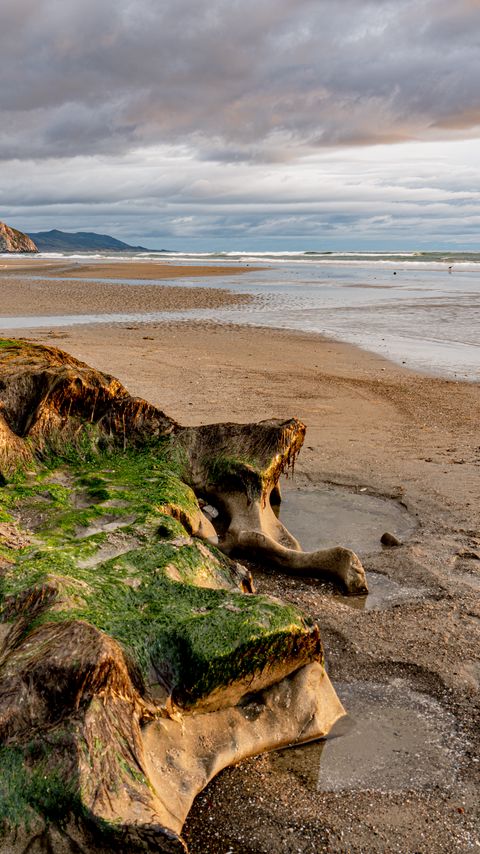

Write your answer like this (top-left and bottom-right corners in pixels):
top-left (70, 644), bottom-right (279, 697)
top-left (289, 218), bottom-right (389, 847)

top-left (0, 221), bottom-right (38, 253)
top-left (28, 229), bottom-right (154, 253)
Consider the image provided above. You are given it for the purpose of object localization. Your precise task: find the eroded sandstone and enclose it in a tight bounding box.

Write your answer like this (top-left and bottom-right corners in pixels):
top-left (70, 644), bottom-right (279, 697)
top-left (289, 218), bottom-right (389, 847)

top-left (0, 340), bottom-right (358, 851)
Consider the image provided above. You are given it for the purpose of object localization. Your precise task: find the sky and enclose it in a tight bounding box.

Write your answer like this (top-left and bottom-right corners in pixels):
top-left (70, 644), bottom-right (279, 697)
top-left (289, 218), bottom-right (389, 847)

top-left (1, 0), bottom-right (479, 250)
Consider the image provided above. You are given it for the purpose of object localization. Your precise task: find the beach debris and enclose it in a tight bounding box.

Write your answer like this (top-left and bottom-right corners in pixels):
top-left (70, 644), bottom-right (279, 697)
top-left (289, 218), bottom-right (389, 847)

top-left (202, 503), bottom-right (219, 519)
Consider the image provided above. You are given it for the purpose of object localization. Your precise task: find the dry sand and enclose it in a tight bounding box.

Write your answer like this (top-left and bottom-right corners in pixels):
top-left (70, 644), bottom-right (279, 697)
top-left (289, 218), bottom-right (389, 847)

top-left (1, 264), bottom-right (479, 853)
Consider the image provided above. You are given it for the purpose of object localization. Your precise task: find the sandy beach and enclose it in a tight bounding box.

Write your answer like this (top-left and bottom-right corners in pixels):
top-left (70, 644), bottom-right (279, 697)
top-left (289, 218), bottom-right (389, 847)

top-left (0, 258), bottom-right (257, 279)
top-left (1, 266), bottom-right (479, 852)
top-left (0, 276), bottom-right (253, 316)
top-left (0, 258), bottom-right (256, 315)
top-left (4, 1), bottom-right (480, 849)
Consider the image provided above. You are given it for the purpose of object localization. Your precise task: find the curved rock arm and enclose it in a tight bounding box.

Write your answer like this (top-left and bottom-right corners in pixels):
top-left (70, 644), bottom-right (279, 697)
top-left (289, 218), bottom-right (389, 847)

top-left (176, 420), bottom-right (368, 594)
top-left (235, 530), bottom-right (369, 594)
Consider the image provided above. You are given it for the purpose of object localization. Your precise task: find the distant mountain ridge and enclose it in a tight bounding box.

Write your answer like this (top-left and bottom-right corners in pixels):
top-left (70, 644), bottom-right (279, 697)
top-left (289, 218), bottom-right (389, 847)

top-left (0, 221), bottom-right (37, 253)
top-left (28, 229), bottom-right (153, 252)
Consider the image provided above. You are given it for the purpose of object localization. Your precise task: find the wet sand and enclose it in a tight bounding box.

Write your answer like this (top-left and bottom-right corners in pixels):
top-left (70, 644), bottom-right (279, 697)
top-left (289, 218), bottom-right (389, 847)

top-left (0, 276), bottom-right (253, 316)
top-left (0, 258), bottom-right (256, 315)
top-left (0, 257), bottom-right (257, 279)
top-left (2, 277), bottom-right (479, 851)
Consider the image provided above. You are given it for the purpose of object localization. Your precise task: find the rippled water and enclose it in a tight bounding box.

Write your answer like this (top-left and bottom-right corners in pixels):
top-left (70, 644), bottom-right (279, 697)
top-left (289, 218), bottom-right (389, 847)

top-left (1, 255), bottom-right (479, 379)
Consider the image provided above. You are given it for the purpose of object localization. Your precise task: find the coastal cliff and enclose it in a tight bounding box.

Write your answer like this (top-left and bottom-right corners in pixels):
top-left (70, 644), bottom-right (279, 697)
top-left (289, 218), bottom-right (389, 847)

top-left (0, 222), bottom-right (37, 253)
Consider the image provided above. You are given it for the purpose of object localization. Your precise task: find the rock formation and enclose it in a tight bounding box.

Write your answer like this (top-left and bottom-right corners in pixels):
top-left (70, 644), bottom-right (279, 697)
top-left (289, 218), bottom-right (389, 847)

top-left (0, 340), bottom-right (365, 852)
top-left (0, 222), bottom-right (38, 253)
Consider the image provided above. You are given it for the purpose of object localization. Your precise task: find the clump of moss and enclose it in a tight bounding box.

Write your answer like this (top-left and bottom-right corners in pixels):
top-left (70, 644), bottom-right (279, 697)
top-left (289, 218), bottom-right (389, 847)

top-left (0, 744), bottom-right (80, 833)
top-left (204, 453), bottom-right (264, 502)
top-left (1, 442), bottom-right (319, 708)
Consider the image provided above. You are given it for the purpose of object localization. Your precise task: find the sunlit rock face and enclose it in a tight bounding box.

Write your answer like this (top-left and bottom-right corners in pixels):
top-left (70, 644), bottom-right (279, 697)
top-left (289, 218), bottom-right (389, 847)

top-left (0, 340), bottom-right (346, 853)
top-left (0, 221), bottom-right (37, 253)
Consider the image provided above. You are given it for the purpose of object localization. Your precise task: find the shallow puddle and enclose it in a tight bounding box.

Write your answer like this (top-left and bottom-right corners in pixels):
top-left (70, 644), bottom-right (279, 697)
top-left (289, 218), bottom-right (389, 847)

top-left (279, 484), bottom-right (414, 556)
top-left (269, 680), bottom-right (460, 793)
top-left (333, 571), bottom-right (423, 610)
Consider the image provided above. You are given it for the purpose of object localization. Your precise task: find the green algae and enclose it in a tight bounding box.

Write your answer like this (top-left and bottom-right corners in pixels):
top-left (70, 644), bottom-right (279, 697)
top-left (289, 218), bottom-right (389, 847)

top-left (1, 540), bottom-right (310, 703)
top-left (1, 441), bottom-right (317, 707)
top-left (0, 339), bottom-right (23, 350)
top-left (0, 744), bottom-right (80, 832)
top-left (204, 453), bottom-right (263, 500)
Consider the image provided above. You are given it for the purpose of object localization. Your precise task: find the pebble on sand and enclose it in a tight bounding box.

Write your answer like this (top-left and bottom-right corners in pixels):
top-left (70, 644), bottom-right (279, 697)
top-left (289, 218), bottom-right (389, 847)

top-left (381, 531), bottom-right (402, 547)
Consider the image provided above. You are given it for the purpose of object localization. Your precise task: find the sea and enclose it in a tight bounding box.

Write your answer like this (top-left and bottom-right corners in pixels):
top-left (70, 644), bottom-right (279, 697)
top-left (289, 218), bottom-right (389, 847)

top-left (1, 249), bottom-right (479, 381)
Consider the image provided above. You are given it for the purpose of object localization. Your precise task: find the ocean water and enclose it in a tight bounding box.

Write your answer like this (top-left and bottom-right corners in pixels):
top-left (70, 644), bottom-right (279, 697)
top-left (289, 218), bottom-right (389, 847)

top-left (1, 250), bottom-right (479, 380)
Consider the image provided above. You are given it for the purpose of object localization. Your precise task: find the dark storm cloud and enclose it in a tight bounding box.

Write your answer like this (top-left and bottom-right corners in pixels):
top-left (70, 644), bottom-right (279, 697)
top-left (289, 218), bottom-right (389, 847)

top-left (2, 0), bottom-right (480, 161)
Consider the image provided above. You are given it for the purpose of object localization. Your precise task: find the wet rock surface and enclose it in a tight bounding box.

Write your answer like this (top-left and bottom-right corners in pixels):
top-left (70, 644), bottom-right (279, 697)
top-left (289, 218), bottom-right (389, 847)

top-left (183, 470), bottom-right (480, 853)
top-left (0, 340), bottom-right (349, 852)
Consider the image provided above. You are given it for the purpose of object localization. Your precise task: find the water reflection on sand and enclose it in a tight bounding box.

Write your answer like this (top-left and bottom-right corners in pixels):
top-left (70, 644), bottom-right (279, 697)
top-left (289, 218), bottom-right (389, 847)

top-left (1, 259), bottom-right (479, 379)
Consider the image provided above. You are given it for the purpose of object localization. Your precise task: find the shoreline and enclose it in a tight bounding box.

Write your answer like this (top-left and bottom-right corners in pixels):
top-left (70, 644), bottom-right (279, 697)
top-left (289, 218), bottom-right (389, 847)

top-left (0, 257), bottom-right (260, 279)
top-left (1, 255), bottom-right (478, 384)
top-left (5, 319), bottom-right (479, 852)
top-left (0, 277), bottom-right (254, 317)
top-left (0, 261), bottom-right (479, 851)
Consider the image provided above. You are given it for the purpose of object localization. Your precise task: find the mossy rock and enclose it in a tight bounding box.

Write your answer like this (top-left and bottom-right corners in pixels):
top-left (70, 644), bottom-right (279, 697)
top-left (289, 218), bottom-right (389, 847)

top-left (0, 339), bottom-right (332, 850)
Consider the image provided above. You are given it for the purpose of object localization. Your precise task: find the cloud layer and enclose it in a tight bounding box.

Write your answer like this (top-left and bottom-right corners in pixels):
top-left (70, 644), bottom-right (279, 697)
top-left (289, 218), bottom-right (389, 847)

top-left (3, 0), bottom-right (480, 159)
top-left (1, 0), bottom-right (479, 246)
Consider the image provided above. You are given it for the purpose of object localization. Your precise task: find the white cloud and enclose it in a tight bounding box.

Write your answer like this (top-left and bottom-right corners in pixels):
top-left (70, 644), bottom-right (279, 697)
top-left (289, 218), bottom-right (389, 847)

top-left (1, 139), bottom-right (478, 247)
top-left (1, 0), bottom-right (479, 246)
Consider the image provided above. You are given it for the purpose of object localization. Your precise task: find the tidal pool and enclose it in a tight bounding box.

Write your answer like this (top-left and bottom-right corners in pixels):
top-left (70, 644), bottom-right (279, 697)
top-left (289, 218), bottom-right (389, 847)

top-left (279, 483), bottom-right (414, 556)
top-left (333, 570), bottom-right (423, 611)
top-left (275, 483), bottom-right (419, 608)
top-left (269, 681), bottom-right (461, 793)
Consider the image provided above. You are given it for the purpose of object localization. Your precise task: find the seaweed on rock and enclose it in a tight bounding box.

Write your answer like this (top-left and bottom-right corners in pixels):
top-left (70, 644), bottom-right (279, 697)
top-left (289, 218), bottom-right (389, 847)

top-left (0, 340), bottom-right (354, 852)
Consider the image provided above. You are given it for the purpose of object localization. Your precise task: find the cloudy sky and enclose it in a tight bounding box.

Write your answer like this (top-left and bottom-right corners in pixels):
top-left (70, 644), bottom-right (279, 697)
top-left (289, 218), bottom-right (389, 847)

top-left (1, 0), bottom-right (479, 249)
